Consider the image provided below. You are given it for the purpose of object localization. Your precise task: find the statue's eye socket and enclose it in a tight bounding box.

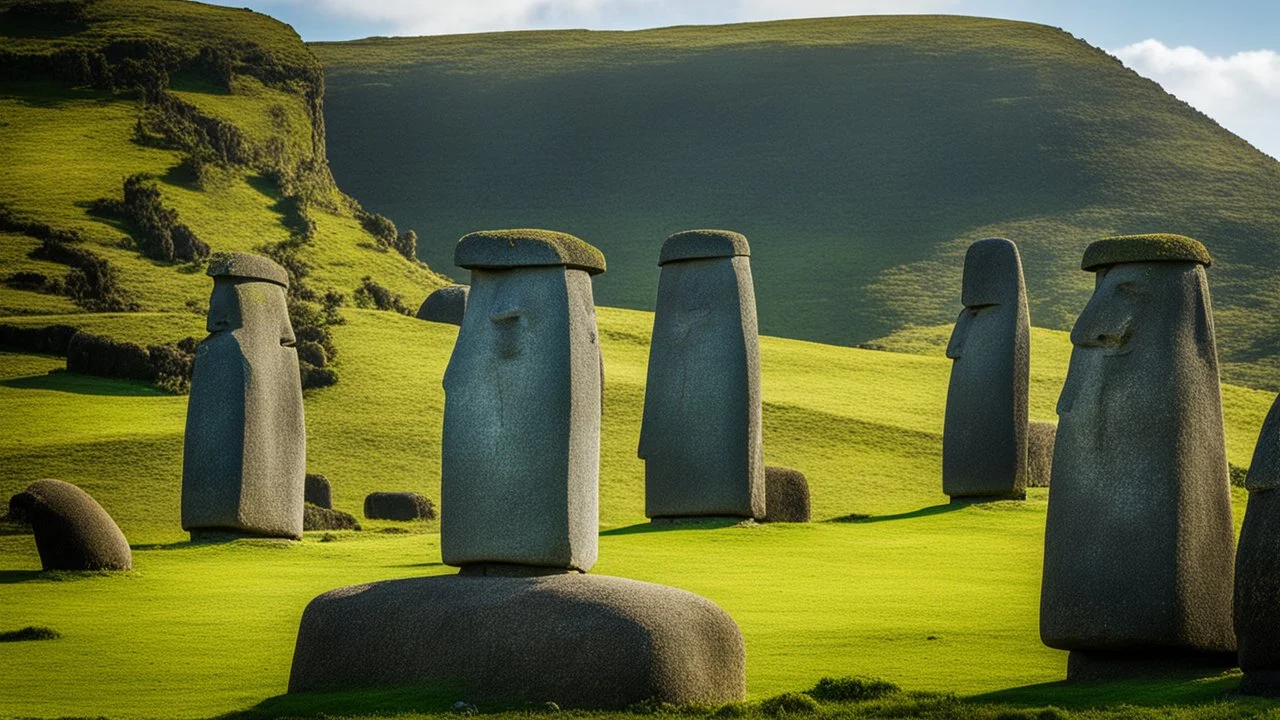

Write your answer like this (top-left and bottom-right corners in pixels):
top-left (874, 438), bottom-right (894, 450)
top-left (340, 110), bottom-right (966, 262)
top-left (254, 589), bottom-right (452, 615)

top-left (1115, 281), bottom-right (1142, 294)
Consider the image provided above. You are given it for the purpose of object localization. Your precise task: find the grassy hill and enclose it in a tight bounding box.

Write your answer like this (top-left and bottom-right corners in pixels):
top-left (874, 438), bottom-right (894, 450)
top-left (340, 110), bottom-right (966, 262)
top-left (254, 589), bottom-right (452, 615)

top-left (312, 16), bottom-right (1280, 391)
top-left (0, 0), bottom-right (448, 326)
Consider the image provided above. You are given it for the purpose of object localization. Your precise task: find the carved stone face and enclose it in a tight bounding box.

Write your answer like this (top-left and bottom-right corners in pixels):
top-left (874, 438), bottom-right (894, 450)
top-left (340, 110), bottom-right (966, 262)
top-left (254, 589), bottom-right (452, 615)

top-left (441, 265), bottom-right (600, 571)
top-left (942, 237), bottom-right (1028, 500)
top-left (206, 277), bottom-right (295, 348)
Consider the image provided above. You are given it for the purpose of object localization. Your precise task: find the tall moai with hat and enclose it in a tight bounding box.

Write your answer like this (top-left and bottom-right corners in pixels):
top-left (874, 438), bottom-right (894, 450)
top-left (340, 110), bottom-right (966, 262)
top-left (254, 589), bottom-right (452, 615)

top-left (1234, 392), bottom-right (1280, 694)
top-left (182, 252), bottom-right (306, 540)
top-left (441, 229), bottom-right (604, 571)
top-left (1040, 234), bottom-right (1236, 678)
top-left (640, 229), bottom-right (764, 520)
top-left (943, 237), bottom-right (1030, 502)
top-left (288, 230), bottom-right (747, 708)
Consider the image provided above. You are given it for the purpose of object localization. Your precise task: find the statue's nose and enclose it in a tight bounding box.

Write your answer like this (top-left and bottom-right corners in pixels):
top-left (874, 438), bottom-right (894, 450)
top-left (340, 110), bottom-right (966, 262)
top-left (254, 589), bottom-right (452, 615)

top-left (1070, 300), bottom-right (1131, 349)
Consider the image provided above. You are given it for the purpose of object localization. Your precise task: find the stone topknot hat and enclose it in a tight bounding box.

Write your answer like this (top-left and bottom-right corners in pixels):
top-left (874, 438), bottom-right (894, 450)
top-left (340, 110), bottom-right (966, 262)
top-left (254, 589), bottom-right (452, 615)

top-left (207, 252), bottom-right (289, 288)
top-left (1081, 233), bottom-right (1212, 272)
top-left (659, 229), bottom-right (750, 266)
top-left (454, 229), bottom-right (605, 275)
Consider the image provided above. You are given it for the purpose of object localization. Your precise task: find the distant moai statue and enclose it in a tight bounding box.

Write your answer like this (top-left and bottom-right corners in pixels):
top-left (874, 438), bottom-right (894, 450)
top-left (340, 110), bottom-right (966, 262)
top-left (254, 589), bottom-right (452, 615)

top-left (417, 284), bottom-right (469, 325)
top-left (640, 229), bottom-right (764, 520)
top-left (1235, 393), bottom-right (1280, 694)
top-left (942, 237), bottom-right (1030, 501)
top-left (1041, 234), bottom-right (1236, 677)
top-left (441, 229), bottom-right (605, 571)
top-left (182, 253), bottom-right (306, 540)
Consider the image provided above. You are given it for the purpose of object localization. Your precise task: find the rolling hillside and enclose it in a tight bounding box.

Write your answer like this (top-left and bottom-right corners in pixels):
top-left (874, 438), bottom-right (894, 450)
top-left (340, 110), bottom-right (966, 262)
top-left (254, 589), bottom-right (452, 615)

top-left (0, 0), bottom-right (448, 327)
top-left (313, 16), bottom-right (1280, 390)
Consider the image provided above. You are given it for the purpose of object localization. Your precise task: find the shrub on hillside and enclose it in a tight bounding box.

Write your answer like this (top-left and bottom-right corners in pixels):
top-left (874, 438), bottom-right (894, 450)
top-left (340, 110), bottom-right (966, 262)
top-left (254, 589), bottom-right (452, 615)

top-left (0, 324), bottom-right (79, 355)
top-left (807, 676), bottom-right (900, 702)
top-left (148, 343), bottom-right (194, 394)
top-left (121, 174), bottom-right (209, 262)
top-left (299, 363), bottom-right (337, 390)
top-left (760, 693), bottom-right (818, 717)
top-left (303, 503), bottom-right (361, 532)
top-left (0, 203), bottom-right (84, 244)
top-left (353, 276), bottom-right (411, 315)
top-left (4, 271), bottom-right (63, 295)
top-left (296, 340), bottom-right (327, 368)
top-left (31, 239), bottom-right (135, 312)
top-left (392, 230), bottom-right (417, 261)
top-left (1231, 464), bottom-right (1250, 488)
top-left (295, 325), bottom-right (337, 361)
top-left (66, 332), bottom-right (153, 382)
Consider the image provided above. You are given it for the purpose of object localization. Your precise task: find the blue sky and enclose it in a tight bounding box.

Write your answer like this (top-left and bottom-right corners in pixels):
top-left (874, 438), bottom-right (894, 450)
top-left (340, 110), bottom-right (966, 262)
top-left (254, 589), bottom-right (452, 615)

top-left (214, 0), bottom-right (1279, 159)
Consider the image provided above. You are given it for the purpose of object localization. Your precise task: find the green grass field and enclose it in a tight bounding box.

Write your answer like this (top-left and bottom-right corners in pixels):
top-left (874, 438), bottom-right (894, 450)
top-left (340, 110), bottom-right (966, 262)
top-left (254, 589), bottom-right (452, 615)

top-left (0, 307), bottom-right (1276, 719)
top-left (313, 15), bottom-right (1280, 391)
top-left (4, 2), bottom-right (1280, 718)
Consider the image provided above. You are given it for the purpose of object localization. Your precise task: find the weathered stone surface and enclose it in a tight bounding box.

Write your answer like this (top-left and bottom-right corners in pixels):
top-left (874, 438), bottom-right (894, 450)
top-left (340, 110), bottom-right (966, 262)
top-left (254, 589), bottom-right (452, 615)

top-left (11, 479), bottom-right (131, 571)
top-left (641, 230), bottom-right (763, 520)
top-left (1041, 236), bottom-right (1235, 660)
top-left (304, 503), bottom-right (361, 532)
top-left (304, 474), bottom-right (332, 509)
top-left (363, 492), bottom-right (435, 521)
top-left (763, 466), bottom-right (810, 523)
top-left (1026, 420), bottom-right (1056, 488)
top-left (455, 229), bottom-right (605, 275)
top-left (417, 284), bottom-right (469, 325)
top-left (288, 573), bottom-right (746, 708)
top-left (943, 238), bottom-right (1029, 501)
top-left (182, 252), bottom-right (306, 540)
top-left (443, 230), bottom-right (603, 571)
top-left (1234, 393), bottom-right (1280, 694)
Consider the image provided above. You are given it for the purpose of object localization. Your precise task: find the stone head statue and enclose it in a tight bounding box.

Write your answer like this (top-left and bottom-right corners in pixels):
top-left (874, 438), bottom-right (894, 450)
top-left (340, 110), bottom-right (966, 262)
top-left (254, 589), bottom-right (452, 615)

top-left (943, 237), bottom-right (1030, 501)
top-left (182, 253), bottom-right (306, 540)
top-left (1041, 234), bottom-right (1234, 659)
top-left (639, 229), bottom-right (764, 520)
top-left (441, 229), bottom-right (605, 572)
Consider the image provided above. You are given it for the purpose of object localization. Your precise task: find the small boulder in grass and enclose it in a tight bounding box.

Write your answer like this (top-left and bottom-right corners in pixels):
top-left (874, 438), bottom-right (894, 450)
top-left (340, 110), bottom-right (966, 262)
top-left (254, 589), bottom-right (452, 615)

top-left (305, 474), bottom-right (332, 509)
top-left (11, 479), bottom-right (131, 571)
top-left (763, 466), bottom-right (810, 523)
top-left (304, 503), bottom-right (361, 532)
top-left (364, 492), bottom-right (436, 521)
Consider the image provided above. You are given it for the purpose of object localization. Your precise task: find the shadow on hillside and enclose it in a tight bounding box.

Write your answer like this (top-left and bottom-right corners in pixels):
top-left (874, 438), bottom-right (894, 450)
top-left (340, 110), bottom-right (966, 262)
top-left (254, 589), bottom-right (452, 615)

top-left (218, 683), bottom-right (463, 720)
top-left (0, 372), bottom-right (161, 397)
top-left (0, 570), bottom-right (43, 584)
top-left (601, 517), bottom-right (744, 536)
top-left (972, 670), bottom-right (1244, 709)
top-left (831, 503), bottom-right (962, 524)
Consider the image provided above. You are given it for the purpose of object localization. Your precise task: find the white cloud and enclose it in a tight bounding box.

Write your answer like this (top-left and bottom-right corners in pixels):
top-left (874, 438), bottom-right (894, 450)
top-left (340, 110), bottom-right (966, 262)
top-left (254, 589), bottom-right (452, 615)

top-left (249, 0), bottom-right (956, 36)
top-left (1113, 39), bottom-right (1280, 160)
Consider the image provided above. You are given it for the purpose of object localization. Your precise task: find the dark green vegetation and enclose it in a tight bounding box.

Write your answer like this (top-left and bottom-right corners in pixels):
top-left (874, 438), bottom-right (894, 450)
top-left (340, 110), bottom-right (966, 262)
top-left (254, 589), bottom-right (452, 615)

top-left (313, 16), bottom-right (1280, 390)
top-left (1081, 233), bottom-right (1213, 270)
top-left (0, 625), bottom-right (60, 642)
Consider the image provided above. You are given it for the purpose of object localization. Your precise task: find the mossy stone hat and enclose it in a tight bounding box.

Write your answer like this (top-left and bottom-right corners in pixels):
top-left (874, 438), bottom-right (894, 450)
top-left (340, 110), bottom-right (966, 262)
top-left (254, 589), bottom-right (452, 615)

top-left (207, 252), bottom-right (290, 288)
top-left (1081, 233), bottom-right (1212, 271)
top-left (455, 229), bottom-right (606, 275)
top-left (658, 229), bottom-right (750, 266)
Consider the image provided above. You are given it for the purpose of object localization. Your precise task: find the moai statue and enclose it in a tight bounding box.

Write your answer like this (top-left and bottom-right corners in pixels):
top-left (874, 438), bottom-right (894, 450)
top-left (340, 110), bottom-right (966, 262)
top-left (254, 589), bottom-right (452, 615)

top-left (943, 237), bottom-right (1030, 502)
top-left (289, 230), bottom-right (747, 708)
top-left (640, 230), bottom-right (764, 520)
top-left (1235, 393), bottom-right (1280, 694)
top-left (1041, 234), bottom-right (1235, 678)
top-left (416, 284), bottom-right (469, 325)
top-left (182, 253), bottom-right (305, 540)
top-left (441, 229), bottom-right (604, 571)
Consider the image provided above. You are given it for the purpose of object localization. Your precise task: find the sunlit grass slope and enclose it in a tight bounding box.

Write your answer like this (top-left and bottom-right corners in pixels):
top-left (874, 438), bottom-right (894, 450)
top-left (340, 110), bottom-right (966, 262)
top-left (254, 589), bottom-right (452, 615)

top-left (0, 307), bottom-right (1275, 719)
top-left (313, 15), bottom-right (1280, 390)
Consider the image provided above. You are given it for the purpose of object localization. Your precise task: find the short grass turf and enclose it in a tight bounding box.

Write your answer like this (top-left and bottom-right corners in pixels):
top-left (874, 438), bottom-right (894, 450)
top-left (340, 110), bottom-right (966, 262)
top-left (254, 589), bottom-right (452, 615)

top-left (0, 307), bottom-right (1276, 719)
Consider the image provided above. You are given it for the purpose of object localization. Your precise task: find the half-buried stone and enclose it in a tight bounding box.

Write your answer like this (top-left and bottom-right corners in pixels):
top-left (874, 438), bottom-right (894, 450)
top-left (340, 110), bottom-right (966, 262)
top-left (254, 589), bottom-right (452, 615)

top-left (289, 230), bottom-right (746, 708)
top-left (1235, 392), bottom-right (1280, 695)
top-left (182, 253), bottom-right (305, 540)
top-left (1040, 234), bottom-right (1236, 678)
top-left (763, 466), bottom-right (810, 523)
top-left (363, 491), bottom-right (435, 521)
top-left (416, 284), bottom-right (469, 325)
top-left (943, 238), bottom-right (1029, 502)
top-left (304, 474), bottom-right (332, 509)
top-left (640, 230), bottom-right (764, 521)
top-left (11, 479), bottom-right (131, 571)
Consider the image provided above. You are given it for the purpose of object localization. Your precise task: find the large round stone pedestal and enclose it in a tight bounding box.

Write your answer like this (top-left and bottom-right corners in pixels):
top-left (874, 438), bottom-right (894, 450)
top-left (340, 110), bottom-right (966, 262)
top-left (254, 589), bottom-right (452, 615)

top-left (288, 572), bottom-right (746, 708)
